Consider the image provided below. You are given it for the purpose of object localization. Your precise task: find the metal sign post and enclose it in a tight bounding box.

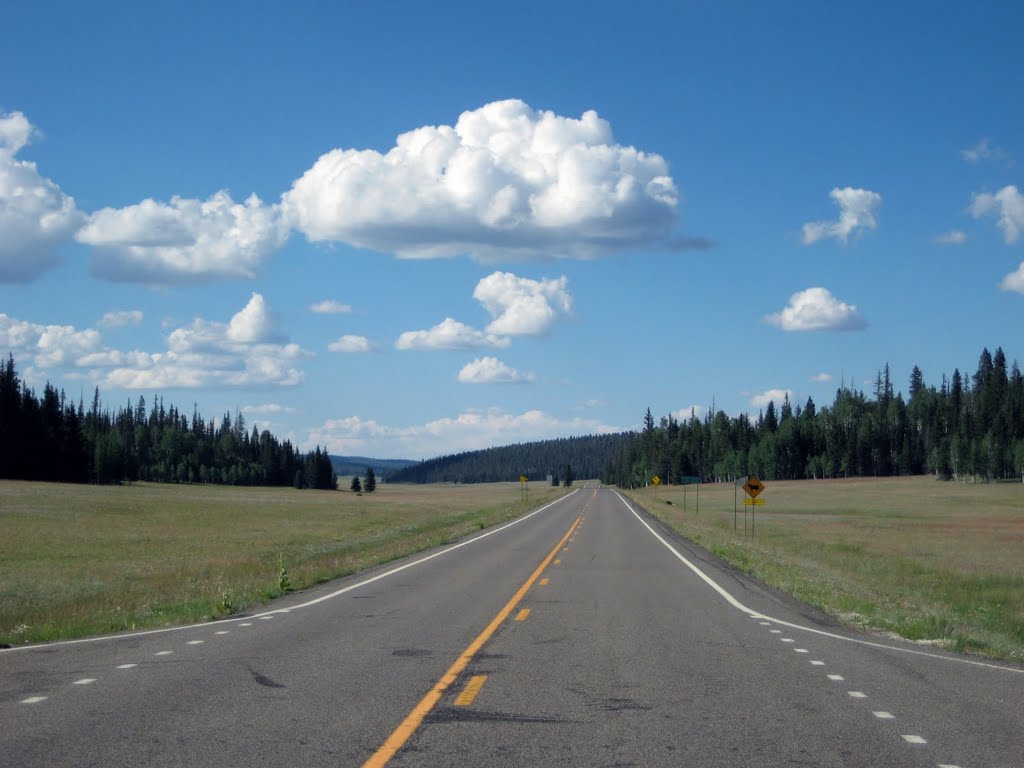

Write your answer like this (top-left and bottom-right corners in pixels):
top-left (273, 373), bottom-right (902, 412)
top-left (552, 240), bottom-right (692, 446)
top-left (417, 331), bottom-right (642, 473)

top-left (742, 475), bottom-right (766, 537)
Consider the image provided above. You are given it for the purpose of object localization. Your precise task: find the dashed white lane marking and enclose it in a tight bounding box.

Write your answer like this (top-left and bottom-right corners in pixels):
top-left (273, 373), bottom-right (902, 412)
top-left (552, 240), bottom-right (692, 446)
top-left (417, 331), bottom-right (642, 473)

top-left (214, 631), bottom-right (229, 635)
top-left (258, 616), bottom-right (274, 621)
top-left (615, 491), bottom-right (1024, 675)
top-left (72, 678), bottom-right (96, 685)
top-left (769, 629), bottom-right (782, 634)
top-left (21, 696), bottom-right (47, 704)
top-left (901, 735), bottom-right (927, 744)
top-left (873, 711), bottom-right (895, 719)
top-left (2, 492), bottom-right (582, 655)
top-left (116, 663), bottom-right (136, 669)
top-left (759, 621), bottom-right (771, 626)
top-left (781, 638), bottom-right (795, 643)
top-left (186, 640), bottom-right (204, 645)
top-left (938, 764), bottom-right (962, 767)
top-left (848, 691), bottom-right (867, 698)
top-left (828, 674), bottom-right (845, 681)
top-left (794, 648), bottom-right (809, 653)
top-left (239, 622), bottom-right (253, 627)
top-left (155, 651), bottom-right (172, 656)
top-left (810, 660), bottom-right (825, 666)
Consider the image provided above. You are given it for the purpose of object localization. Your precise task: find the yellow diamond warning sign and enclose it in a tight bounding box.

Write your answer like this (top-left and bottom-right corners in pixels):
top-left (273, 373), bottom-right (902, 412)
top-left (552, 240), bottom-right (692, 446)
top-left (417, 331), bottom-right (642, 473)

top-left (743, 476), bottom-right (765, 498)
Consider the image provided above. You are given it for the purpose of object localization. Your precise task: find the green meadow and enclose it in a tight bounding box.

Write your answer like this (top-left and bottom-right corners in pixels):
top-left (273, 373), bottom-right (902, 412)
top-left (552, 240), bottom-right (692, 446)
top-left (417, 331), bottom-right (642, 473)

top-left (624, 475), bottom-right (1024, 663)
top-left (0, 480), bottom-right (563, 647)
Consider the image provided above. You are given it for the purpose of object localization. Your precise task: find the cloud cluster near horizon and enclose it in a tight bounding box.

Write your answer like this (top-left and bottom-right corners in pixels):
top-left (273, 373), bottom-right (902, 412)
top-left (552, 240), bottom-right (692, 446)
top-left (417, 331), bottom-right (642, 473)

top-left (0, 102), bottom-right (680, 283)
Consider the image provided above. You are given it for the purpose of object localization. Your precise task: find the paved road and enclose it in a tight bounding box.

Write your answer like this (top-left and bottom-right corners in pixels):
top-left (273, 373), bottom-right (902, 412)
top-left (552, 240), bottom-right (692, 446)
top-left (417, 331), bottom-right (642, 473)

top-left (2, 487), bottom-right (1022, 767)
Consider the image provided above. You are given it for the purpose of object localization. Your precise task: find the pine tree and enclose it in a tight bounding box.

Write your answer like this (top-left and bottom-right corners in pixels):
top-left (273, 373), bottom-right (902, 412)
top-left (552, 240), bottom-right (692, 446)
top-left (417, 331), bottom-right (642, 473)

top-left (364, 467), bottom-right (377, 493)
top-left (350, 475), bottom-right (362, 492)
top-left (563, 463), bottom-right (573, 487)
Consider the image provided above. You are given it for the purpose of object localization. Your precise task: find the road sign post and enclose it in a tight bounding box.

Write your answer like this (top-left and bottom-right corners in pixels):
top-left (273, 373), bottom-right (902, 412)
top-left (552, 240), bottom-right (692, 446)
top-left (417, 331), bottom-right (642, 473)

top-left (742, 475), bottom-right (766, 537)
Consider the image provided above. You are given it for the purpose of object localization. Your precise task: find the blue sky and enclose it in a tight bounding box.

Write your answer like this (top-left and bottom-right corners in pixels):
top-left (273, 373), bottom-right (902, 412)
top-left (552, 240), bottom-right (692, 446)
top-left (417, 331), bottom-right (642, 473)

top-left (2, 1), bottom-right (1022, 459)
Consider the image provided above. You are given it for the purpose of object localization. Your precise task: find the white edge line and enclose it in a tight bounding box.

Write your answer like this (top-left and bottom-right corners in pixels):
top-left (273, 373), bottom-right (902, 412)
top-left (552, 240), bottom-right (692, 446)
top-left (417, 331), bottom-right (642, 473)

top-left (613, 490), bottom-right (1024, 675)
top-left (2, 489), bottom-right (580, 654)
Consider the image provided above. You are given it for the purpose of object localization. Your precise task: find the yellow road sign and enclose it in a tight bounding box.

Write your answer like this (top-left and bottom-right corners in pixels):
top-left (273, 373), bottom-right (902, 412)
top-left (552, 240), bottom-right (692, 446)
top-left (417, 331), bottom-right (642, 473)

top-left (652, 475), bottom-right (661, 486)
top-left (743, 476), bottom-right (766, 498)
top-left (742, 498), bottom-right (766, 505)
top-left (519, 475), bottom-right (528, 484)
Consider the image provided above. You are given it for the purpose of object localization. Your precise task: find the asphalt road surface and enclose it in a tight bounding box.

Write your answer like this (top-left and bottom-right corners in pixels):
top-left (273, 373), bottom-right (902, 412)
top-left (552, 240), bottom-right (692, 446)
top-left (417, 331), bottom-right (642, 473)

top-left (2, 486), bottom-right (1022, 767)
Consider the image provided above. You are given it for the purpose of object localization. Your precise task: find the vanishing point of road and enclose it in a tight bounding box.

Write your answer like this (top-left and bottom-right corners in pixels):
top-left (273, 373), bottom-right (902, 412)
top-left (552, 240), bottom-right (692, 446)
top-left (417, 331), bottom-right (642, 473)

top-left (2, 486), bottom-right (1022, 767)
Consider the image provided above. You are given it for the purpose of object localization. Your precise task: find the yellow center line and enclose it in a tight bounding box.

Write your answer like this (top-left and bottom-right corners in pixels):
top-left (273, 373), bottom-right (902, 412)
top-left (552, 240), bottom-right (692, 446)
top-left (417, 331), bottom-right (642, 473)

top-left (453, 675), bottom-right (488, 706)
top-left (515, 608), bottom-right (531, 621)
top-left (539, 578), bottom-right (549, 586)
top-left (362, 515), bottom-right (581, 768)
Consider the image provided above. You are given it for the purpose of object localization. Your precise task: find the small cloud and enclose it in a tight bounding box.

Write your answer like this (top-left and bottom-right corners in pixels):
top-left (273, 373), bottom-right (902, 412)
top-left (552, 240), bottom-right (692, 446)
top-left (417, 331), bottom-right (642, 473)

top-left (473, 271), bottom-right (572, 336)
top-left (751, 389), bottom-right (793, 409)
top-left (395, 318), bottom-right (510, 351)
top-left (226, 293), bottom-right (282, 343)
top-left (243, 403), bottom-right (298, 415)
top-left (970, 185), bottom-right (1024, 244)
top-left (1001, 262), bottom-right (1024, 293)
top-left (810, 372), bottom-right (833, 383)
top-left (766, 287), bottom-right (866, 332)
top-left (961, 137), bottom-right (1007, 165)
top-left (98, 310), bottom-right (144, 328)
top-left (671, 405), bottom-right (705, 421)
top-left (802, 187), bottom-right (882, 245)
top-left (328, 335), bottom-right (374, 353)
top-left (934, 230), bottom-right (967, 245)
top-left (457, 356), bottom-right (535, 384)
top-left (310, 300), bottom-right (353, 315)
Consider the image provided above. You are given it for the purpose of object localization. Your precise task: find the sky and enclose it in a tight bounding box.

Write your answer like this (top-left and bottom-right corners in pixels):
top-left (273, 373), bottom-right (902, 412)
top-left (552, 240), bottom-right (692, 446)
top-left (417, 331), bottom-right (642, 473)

top-left (2, 1), bottom-right (1023, 460)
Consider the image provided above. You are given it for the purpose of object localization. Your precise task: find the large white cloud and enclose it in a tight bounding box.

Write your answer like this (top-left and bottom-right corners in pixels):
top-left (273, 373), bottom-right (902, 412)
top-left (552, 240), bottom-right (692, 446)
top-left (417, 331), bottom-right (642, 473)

top-left (0, 111), bottom-right (84, 282)
top-left (802, 187), bottom-right (882, 245)
top-left (970, 185), bottom-right (1024, 245)
top-left (77, 191), bottom-right (288, 283)
top-left (395, 318), bottom-right (510, 351)
top-left (282, 99), bottom-right (679, 261)
top-left (473, 271), bottom-right (571, 335)
top-left (306, 407), bottom-right (620, 459)
top-left (765, 287), bottom-right (866, 331)
top-left (457, 356), bottom-right (535, 384)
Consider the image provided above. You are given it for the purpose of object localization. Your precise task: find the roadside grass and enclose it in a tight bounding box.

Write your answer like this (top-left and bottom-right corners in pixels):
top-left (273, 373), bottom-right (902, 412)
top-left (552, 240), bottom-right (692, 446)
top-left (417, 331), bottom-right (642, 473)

top-left (622, 476), bottom-right (1024, 664)
top-left (0, 480), bottom-right (564, 647)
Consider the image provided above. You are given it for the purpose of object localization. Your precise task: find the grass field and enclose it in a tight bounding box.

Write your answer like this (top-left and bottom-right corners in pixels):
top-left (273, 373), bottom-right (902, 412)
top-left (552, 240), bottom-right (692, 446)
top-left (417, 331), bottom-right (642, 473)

top-left (0, 480), bottom-right (564, 647)
top-left (622, 476), bottom-right (1024, 663)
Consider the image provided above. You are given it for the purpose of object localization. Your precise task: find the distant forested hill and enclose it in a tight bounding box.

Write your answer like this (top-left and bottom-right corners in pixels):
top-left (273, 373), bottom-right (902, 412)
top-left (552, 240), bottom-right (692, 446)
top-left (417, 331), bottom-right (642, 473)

top-left (329, 455), bottom-right (416, 479)
top-left (387, 434), bottom-right (630, 484)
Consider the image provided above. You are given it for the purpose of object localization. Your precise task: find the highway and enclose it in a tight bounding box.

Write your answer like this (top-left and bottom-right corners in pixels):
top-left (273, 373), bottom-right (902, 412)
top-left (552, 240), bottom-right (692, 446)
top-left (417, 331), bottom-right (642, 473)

top-left (2, 486), bottom-right (1022, 767)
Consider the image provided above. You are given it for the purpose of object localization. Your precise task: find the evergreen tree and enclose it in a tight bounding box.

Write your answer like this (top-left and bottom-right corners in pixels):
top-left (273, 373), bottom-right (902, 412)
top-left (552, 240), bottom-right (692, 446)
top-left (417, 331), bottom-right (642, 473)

top-left (364, 467), bottom-right (377, 493)
top-left (350, 475), bottom-right (362, 492)
top-left (563, 463), bottom-right (574, 487)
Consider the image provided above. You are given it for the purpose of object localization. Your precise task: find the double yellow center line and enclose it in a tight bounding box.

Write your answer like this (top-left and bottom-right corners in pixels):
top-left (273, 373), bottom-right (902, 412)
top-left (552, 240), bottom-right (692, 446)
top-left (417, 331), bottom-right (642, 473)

top-left (363, 515), bottom-right (581, 767)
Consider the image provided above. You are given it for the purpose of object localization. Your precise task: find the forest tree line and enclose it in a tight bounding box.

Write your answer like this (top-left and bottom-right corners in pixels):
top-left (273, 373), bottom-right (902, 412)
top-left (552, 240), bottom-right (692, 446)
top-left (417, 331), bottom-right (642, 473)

top-left (604, 346), bottom-right (1024, 487)
top-left (0, 355), bottom-right (337, 489)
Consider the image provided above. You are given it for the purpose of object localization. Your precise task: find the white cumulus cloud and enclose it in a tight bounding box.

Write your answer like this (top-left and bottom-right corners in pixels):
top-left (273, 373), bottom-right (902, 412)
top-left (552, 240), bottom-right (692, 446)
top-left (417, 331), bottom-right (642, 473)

top-left (0, 111), bottom-right (84, 282)
top-left (0, 314), bottom-right (103, 368)
top-left (934, 230), bottom-right (967, 245)
top-left (77, 191), bottom-right (288, 283)
top-left (751, 389), bottom-right (794, 409)
top-left (309, 300), bottom-right (353, 315)
top-left (226, 292), bottom-right (282, 343)
top-left (961, 138), bottom-right (1007, 164)
top-left (98, 310), bottom-right (144, 328)
top-left (328, 335), bottom-right (373, 353)
top-left (970, 185), bottom-right (1024, 244)
top-left (802, 187), bottom-right (882, 245)
top-left (765, 287), bottom-right (866, 332)
top-left (457, 356), bottom-right (535, 384)
top-left (282, 99), bottom-right (679, 262)
top-left (671, 405), bottom-right (705, 421)
top-left (810, 372), bottom-right (833, 383)
top-left (395, 318), bottom-right (510, 351)
top-left (473, 271), bottom-right (572, 335)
